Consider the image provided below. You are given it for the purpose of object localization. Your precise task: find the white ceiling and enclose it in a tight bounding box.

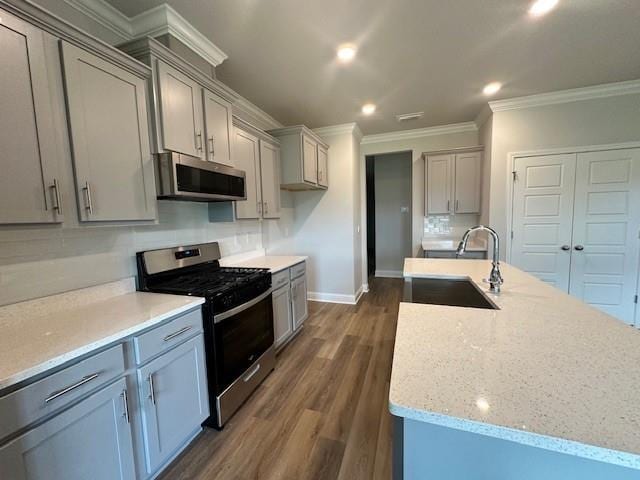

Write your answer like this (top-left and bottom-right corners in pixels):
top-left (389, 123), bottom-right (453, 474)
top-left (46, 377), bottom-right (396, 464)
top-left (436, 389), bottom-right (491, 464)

top-left (106, 0), bottom-right (640, 134)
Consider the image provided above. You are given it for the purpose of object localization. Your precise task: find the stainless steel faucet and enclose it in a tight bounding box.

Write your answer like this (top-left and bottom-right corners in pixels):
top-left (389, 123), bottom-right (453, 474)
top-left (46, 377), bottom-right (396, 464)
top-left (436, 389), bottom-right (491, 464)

top-left (456, 225), bottom-right (504, 293)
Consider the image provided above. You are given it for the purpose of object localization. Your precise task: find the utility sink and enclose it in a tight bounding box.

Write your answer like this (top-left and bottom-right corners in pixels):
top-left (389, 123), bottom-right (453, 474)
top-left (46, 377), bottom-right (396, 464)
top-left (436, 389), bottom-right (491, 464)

top-left (405, 278), bottom-right (498, 310)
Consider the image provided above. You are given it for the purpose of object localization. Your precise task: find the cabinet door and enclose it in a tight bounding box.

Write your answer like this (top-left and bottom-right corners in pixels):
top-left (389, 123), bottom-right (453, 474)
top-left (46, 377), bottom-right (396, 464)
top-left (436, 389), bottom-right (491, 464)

top-left (317, 144), bottom-right (329, 188)
top-left (137, 336), bottom-right (209, 475)
top-left (0, 12), bottom-right (63, 224)
top-left (0, 378), bottom-right (135, 480)
top-left (302, 134), bottom-right (318, 184)
top-left (426, 154), bottom-right (453, 214)
top-left (291, 275), bottom-right (308, 330)
top-left (234, 128), bottom-right (261, 219)
top-left (203, 89), bottom-right (233, 166)
top-left (156, 60), bottom-right (204, 158)
top-left (61, 42), bottom-right (156, 222)
top-left (272, 285), bottom-right (293, 348)
top-left (260, 140), bottom-right (281, 219)
top-left (454, 152), bottom-right (481, 213)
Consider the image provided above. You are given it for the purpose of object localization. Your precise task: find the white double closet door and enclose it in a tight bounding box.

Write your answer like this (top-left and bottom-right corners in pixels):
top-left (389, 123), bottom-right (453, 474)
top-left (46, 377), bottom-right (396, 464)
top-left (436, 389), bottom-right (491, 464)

top-left (511, 148), bottom-right (640, 324)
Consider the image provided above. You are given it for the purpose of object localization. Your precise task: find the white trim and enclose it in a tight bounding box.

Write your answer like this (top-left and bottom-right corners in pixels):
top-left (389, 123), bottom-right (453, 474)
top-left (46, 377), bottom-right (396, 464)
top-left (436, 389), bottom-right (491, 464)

top-left (64, 0), bottom-right (228, 66)
top-left (233, 94), bottom-right (283, 130)
top-left (489, 80), bottom-right (640, 112)
top-left (308, 291), bottom-right (360, 305)
top-left (361, 122), bottom-right (477, 145)
top-left (362, 283), bottom-right (370, 293)
top-left (354, 284), bottom-right (365, 304)
top-left (505, 141), bottom-right (640, 262)
top-left (375, 270), bottom-right (404, 278)
top-left (314, 123), bottom-right (361, 137)
top-left (474, 104), bottom-right (492, 128)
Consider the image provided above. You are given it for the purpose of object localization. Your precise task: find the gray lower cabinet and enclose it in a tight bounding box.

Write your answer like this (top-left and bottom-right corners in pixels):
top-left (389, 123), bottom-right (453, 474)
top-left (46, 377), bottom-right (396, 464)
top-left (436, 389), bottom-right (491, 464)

top-left (136, 335), bottom-right (209, 476)
top-left (0, 378), bottom-right (136, 480)
top-left (291, 275), bottom-right (309, 330)
top-left (272, 284), bottom-right (293, 349)
top-left (0, 8), bottom-right (64, 224)
top-left (61, 41), bottom-right (156, 222)
top-left (271, 262), bottom-right (308, 351)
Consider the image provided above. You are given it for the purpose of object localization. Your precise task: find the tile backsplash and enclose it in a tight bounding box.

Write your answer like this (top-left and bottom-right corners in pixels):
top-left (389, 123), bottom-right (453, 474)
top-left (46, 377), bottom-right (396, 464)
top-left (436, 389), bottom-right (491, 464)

top-left (0, 201), bottom-right (262, 306)
top-left (424, 214), bottom-right (480, 239)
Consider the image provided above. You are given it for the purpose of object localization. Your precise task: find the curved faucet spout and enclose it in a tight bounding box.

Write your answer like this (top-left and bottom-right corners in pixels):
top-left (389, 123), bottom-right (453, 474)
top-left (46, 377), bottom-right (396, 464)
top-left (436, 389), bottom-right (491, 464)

top-left (456, 225), bottom-right (503, 293)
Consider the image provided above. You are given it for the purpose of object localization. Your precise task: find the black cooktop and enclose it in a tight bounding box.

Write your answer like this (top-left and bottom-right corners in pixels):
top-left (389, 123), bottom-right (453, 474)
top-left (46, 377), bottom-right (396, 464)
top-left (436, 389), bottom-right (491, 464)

top-left (149, 267), bottom-right (269, 296)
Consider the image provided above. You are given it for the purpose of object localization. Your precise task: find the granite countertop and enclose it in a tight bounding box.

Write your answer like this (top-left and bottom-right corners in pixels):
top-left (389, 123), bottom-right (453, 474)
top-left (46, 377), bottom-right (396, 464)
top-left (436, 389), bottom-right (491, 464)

top-left (421, 237), bottom-right (487, 252)
top-left (0, 279), bottom-right (204, 391)
top-left (391, 258), bottom-right (640, 469)
top-left (221, 255), bottom-right (308, 273)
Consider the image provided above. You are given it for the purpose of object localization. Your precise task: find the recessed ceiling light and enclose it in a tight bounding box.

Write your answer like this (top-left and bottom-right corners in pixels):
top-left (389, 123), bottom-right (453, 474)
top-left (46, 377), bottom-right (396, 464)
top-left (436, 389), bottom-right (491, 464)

top-left (337, 44), bottom-right (357, 63)
top-left (483, 82), bottom-right (502, 96)
top-left (529, 0), bottom-right (559, 17)
top-left (361, 103), bottom-right (376, 115)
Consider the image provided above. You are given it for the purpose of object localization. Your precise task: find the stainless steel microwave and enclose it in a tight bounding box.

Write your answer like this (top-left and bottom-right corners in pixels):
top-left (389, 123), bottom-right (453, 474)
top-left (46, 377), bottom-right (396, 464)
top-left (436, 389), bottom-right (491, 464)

top-left (155, 152), bottom-right (247, 202)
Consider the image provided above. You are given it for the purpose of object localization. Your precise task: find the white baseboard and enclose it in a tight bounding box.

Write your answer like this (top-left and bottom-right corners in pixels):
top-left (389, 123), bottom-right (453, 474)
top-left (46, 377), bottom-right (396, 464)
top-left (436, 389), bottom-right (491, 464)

top-left (308, 287), bottom-right (366, 305)
top-left (362, 283), bottom-right (370, 293)
top-left (375, 270), bottom-right (404, 278)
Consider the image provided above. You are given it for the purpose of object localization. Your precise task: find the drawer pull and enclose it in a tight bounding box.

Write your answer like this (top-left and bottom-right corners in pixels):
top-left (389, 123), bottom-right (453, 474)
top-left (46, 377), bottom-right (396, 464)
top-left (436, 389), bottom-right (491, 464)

top-left (243, 363), bottom-right (261, 383)
top-left (163, 325), bottom-right (193, 342)
top-left (44, 373), bottom-right (100, 404)
top-left (121, 389), bottom-right (130, 424)
top-left (148, 374), bottom-right (156, 405)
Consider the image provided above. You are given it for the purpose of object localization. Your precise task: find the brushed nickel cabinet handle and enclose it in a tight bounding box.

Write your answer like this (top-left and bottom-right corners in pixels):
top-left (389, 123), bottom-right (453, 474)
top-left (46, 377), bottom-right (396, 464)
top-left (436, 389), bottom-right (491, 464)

top-left (45, 373), bottom-right (100, 404)
top-left (163, 325), bottom-right (192, 342)
top-left (447, 200), bottom-right (450, 212)
top-left (209, 136), bottom-right (215, 159)
top-left (50, 178), bottom-right (63, 215)
top-left (83, 181), bottom-right (93, 215)
top-left (196, 131), bottom-right (203, 151)
top-left (148, 373), bottom-right (156, 405)
top-left (121, 389), bottom-right (130, 423)
top-left (264, 201), bottom-right (268, 214)
top-left (455, 200), bottom-right (459, 212)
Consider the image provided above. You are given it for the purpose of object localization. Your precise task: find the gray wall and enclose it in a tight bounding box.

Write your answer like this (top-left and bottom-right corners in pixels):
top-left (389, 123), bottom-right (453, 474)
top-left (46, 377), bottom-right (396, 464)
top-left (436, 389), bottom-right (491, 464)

top-left (373, 153), bottom-right (412, 275)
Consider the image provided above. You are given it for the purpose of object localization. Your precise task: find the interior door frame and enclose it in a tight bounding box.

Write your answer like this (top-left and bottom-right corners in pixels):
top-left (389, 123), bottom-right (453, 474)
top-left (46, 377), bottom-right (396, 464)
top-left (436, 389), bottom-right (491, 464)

top-left (505, 141), bottom-right (640, 263)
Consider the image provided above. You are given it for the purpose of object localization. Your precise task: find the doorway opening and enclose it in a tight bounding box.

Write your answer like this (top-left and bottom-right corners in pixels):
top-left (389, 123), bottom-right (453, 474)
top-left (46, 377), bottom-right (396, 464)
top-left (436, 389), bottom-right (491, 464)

top-left (365, 151), bottom-right (412, 280)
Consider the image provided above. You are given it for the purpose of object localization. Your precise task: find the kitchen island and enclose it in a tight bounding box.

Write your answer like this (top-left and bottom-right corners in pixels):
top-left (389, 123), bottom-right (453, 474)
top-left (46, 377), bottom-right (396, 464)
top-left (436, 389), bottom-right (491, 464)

top-left (390, 258), bottom-right (640, 479)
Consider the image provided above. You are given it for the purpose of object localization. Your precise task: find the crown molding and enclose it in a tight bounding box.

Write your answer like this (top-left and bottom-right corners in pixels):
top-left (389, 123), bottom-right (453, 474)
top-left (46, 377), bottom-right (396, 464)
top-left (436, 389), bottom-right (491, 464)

top-left (233, 94), bottom-right (283, 130)
top-left (64, 0), bottom-right (228, 66)
top-left (360, 122), bottom-right (477, 145)
top-left (489, 79), bottom-right (640, 112)
top-left (313, 123), bottom-right (361, 138)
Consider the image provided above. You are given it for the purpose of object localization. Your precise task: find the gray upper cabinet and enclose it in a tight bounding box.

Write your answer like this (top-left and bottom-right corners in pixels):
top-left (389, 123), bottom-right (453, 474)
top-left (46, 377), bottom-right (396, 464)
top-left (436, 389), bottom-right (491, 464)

top-left (234, 127), bottom-right (262, 219)
top-left (203, 88), bottom-right (234, 166)
top-left (157, 61), bottom-right (204, 159)
top-left (260, 140), bottom-right (281, 218)
top-left (453, 151), bottom-right (482, 214)
top-left (0, 378), bottom-right (136, 480)
top-left (137, 335), bottom-right (209, 476)
top-left (268, 126), bottom-right (329, 191)
top-left (425, 149), bottom-right (482, 215)
top-left (61, 42), bottom-right (156, 222)
top-left (0, 10), bottom-right (64, 224)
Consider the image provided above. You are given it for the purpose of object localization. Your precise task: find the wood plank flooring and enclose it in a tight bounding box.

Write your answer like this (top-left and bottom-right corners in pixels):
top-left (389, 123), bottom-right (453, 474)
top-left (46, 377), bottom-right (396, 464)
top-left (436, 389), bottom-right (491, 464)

top-left (158, 277), bottom-right (402, 480)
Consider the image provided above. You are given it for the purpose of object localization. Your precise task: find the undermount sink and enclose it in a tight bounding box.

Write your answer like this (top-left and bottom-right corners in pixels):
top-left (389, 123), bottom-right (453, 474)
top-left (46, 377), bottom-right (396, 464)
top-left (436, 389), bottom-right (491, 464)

top-left (405, 278), bottom-right (499, 310)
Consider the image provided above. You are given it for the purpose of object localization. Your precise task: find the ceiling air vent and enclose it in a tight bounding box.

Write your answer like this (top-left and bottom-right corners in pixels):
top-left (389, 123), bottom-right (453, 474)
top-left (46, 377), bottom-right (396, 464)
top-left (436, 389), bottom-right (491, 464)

top-left (396, 112), bottom-right (424, 122)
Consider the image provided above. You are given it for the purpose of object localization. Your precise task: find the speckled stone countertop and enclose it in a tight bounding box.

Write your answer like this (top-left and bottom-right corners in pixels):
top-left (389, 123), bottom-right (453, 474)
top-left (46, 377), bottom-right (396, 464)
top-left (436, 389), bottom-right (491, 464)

top-left (0, 278), bottom-right (204, 391)
top-left (221, 255), bottom-right (307, 273)
top-left (391, 258), bottom-right (640, 469)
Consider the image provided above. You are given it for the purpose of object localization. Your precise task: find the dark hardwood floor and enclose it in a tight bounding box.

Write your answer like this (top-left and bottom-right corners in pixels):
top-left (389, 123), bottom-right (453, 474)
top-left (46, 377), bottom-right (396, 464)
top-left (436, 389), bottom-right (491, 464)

top-left (158, 277), bottom-right (402, 480)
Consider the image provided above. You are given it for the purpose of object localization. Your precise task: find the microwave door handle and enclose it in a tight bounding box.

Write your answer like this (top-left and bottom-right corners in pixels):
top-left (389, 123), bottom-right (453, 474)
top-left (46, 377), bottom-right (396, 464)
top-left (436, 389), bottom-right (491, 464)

top-left (213, 288), bottom-right (272, 324)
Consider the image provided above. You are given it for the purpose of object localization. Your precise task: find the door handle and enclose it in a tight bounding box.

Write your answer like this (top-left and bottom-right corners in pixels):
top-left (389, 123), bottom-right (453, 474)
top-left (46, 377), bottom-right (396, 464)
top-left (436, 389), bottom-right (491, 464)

top-left (455, 200), bottom-right (459, 212)
top-left (196, 131), bottom-right (203, 151)
top-left (121, 389), bottom-right (130, 423)
top-left (208, 136), bottom-right (215, 159)
top-left (50, 178), bottom-right (63, 215)
top-left (561, 245), bottom-right (570, 251)
top-left (447, 200), bottom-right (450, 212)
top-left (148, 373), bottom-right (156, 405)
top-left (574, 245), bottom-right (584, 251)
top-left (82, 181), bottom-right (93, 215)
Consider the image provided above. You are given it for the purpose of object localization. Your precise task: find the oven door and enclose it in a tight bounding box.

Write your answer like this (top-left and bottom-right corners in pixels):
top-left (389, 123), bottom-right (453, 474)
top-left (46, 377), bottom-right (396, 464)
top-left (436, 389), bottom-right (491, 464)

top-left (212, 289), bottom-right (274, 391)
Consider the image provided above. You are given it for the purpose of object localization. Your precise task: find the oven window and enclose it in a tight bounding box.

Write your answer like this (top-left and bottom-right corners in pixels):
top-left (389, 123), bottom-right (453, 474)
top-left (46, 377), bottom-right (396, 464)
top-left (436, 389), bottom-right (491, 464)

top-left (176, 164), bottom-right (245, 197)
top-left (214, 295), bottom-right (274, 390)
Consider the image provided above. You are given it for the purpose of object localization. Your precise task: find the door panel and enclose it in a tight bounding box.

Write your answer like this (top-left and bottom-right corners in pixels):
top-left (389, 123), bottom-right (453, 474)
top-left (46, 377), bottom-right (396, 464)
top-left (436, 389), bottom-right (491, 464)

top-left (137, 336), bottom-right (209, 475)
top-left (302, 135), bottom-right (318, 184)
top-left (0, 379), bottom-right (135, 480)
top-left (234, 129), bottom-right (261, 219)
top-left (272, 285), bottom-right (292, 348)
top-left (260, 141), bottom-right (281, 218)
top-left (510, 154), bottom-right (576, 290)
top-left (426, 154), bottom-right (453, 214)
top-left (317, 145), bottom-right (329, 187)
top-left (0, 13), bottom-right (62, 224)
top-left (157, 61), bottom-right (203, 158)
top-left (291, 275), bottom-right (308, 330)
top-left (61, 42), bottom-right (155, 221)
top-left (203, 89), bottom-right (233, 166)
top-left (569, 149), bottom-right (640, 324)
top-left (454, 152), bottom-right (481, 213)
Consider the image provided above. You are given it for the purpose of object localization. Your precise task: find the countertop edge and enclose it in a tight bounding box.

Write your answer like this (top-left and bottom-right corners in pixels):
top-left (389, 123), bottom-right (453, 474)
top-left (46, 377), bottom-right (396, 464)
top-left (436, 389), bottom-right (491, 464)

top-left (388, 402), bottom-right (640, 470)
top-left (0, 297), bottom-right (205, 391)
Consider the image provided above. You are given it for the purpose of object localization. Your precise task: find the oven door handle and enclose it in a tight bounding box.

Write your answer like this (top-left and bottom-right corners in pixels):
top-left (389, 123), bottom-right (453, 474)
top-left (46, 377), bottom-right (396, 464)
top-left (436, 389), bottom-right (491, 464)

top-left (213, 288), bottom-right (273, 324)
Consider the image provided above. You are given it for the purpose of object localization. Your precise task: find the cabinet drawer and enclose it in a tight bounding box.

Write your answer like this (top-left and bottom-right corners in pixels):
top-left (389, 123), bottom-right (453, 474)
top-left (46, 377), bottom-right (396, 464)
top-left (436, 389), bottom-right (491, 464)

top-left (272, 270), bottom-right (290, 290)
top-left (133, 308), bottom-right (203, 365)
top-left (0, 344), bottom-right (125, 441)
top-left (290, 262), bottom-right (306, 280)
